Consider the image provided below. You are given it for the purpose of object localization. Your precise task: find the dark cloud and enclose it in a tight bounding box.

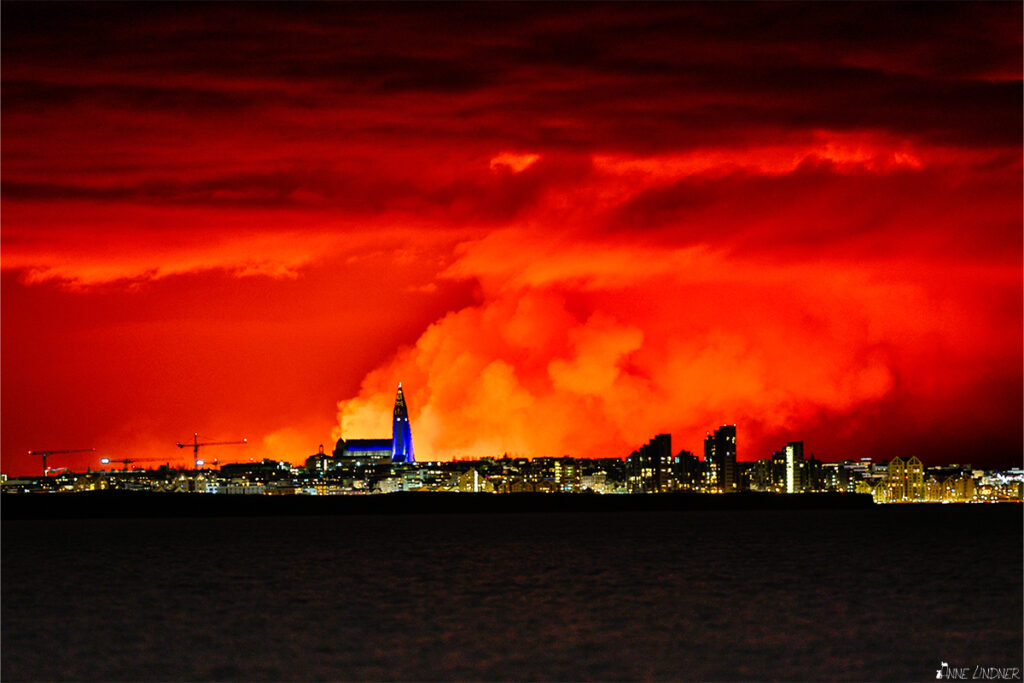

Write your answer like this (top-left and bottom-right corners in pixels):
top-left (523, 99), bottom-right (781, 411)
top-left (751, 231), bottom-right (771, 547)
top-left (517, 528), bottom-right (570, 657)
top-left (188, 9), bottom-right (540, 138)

top-left (2, 80), bottom-right (265, 115)
top-left (427, 154), bottom-right (595, 224)
top-left (611, 158), bottom-right (1022, 259)
top-left (1, 168), bottom-right (423, 212)
top-left (3, 2), bottom-right (1019, 152)
top-left (0, 154), bottom-right (595, 223)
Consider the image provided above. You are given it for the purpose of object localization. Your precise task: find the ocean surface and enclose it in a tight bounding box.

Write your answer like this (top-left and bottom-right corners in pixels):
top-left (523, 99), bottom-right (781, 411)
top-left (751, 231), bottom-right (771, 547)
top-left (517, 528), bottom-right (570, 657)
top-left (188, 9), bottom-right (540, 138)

top-left (2, 506), bottom-right (1021, 681)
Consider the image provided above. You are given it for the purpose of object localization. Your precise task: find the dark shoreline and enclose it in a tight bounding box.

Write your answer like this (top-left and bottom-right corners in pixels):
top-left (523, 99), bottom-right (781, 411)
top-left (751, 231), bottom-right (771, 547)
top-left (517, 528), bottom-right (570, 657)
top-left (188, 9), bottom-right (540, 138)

top-left (1, 491), bottom-right (879, 519)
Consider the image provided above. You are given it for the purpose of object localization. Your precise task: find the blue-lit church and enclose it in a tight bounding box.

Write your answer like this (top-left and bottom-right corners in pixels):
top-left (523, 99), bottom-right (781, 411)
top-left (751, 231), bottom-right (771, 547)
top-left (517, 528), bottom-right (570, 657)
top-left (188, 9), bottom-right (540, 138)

top-left (333, 384), bottom-right (415, 464)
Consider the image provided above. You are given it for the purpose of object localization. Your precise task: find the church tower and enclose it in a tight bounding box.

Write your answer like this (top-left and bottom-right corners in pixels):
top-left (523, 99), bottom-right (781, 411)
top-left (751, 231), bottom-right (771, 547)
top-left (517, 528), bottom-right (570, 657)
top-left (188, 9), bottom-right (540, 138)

top-left (391, 383), bottom-right (415, 463)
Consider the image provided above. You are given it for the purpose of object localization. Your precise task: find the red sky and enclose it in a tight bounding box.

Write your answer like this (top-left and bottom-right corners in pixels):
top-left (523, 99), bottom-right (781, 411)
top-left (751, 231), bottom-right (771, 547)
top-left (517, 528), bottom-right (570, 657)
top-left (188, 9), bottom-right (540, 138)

top-left (2, 3), bottom-right (1021, 476)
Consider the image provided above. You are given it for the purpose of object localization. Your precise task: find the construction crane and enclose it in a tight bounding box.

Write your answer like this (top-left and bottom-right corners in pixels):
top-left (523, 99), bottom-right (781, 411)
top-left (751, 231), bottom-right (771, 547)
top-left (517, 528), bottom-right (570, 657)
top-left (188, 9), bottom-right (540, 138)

top-left (28, 448), bottom-right (95, 476)
top-left (100, 457), bottom-right (133, 471)
top-left (176, 434), bottom-right (246, 469)
top-left (99, 457), bottom-right (167, 472)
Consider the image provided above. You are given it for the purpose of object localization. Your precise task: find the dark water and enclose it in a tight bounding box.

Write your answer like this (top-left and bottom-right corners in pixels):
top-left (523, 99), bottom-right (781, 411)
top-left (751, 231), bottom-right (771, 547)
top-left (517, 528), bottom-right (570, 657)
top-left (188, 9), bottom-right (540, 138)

top-left (2, 506), bottom-right (1021, 681)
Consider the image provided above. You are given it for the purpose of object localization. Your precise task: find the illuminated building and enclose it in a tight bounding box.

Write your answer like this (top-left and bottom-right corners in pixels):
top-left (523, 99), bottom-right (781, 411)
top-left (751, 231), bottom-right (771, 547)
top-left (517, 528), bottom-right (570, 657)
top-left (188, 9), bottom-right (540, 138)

top-left (784, 441), bottom-right (803, 493)
top-left (336, 438), bottom-right (393, 463)
top-left (752, 458), bottom-right (775, 492)
top-left (457, 468), bottom-right (493, 492)
top-left (627, 434), bottom-right (673, 492)
top-left (525, 457), bottom-right (556, 485)
top-left (220, 483), bottom-right (265, 495)
top-left (401, 469), bottom-right (425, 491)
top-left (871, 480), bottom-right (887, 504)
top-left (942, 474), bottom-right (976, 502)
top-left (772, 449), bottom-right (787, 489)
top-left (553, 457), bottom-right (582, 492)
top-left (703, 434), bottom-right (717, 490)
top-left (334, 384), bottom-right (416, 464)
top-left (590, 457), bottom-right (625, 475)
top-left (672, 450), bottom-right (701, 490)
top-left (822, 462), bottom-right (841, 491)
top-left (906, 456), bottom-right (924, 500)
top-left (831, 460), bottom-right (865, 492)
top-left (581, 472), bottom-right (609, 494)
top-left (888, 457), bottom-right (906, 500)
top-left (736, 460), bottom-right (754, 491)
top-left (305, 445), bottom-right (330, 474)
top-left (887, 456), bottom-right (924, 502)
top-left (704, 425), bottom-right (737, 493)
top-left (392, 383), bottom-right (414, 464)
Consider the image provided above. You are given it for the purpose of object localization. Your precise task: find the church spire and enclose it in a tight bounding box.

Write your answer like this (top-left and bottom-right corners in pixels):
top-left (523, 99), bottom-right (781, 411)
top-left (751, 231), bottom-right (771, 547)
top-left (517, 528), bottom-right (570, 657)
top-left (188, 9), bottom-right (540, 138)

top-left (392, 383), bottom-right (414, 463)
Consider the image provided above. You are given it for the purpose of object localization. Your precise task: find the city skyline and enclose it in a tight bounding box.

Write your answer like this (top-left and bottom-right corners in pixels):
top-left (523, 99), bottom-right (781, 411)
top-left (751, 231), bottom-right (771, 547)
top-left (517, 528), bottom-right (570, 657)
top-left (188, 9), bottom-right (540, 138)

top-left (8, 410), bottom-right (1018, 489)
top-left (3, 3), bottom-right (1022, 477)
top-left (1, 373), bottom-right (1018, 477)
top-left (6, 420), bottom-right (1021, 504)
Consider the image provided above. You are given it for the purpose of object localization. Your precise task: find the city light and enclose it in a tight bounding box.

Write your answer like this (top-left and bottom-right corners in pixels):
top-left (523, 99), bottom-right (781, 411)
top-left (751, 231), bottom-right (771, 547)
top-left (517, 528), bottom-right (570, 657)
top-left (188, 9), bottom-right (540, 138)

top-left (4, 416), bottom-right (1020, 502)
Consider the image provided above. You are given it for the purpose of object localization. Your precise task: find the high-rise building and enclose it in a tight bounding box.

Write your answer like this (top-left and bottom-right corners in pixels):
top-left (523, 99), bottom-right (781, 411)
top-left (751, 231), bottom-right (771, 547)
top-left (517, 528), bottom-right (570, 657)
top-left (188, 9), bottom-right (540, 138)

top-left (805, 452), bottom-right (823, 491)
top-left (752, 458), bottom-right (775, 492)
top-left (553, 457), bottom-right (582, 492)
top-left (887, 457), bottom-right (905, 501)
top-left (772, 449), bottom-right (787, 490)
top-left (888, 456), bottom-right (924, 501)
top-left (784, 441), bottom-right (804, 493)
top-left (704, 425), bottom-right (737, 492)
top-left (672, 449), bottom-right (701, 490)
top-left (906, 456), bottom-right (923, 500)
top-left (392, 383), bottom-right (415, 464)
top-left (627, 434), bottom-right (673, 492)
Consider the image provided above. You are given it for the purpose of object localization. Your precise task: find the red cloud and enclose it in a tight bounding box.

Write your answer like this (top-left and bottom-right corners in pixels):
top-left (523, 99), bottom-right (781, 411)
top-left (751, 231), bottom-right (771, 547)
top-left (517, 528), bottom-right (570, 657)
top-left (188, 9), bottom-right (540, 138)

top-left (2, 3), bottom-right (1020, 475)
top-left (338, 229), bottom-right (1020, 464)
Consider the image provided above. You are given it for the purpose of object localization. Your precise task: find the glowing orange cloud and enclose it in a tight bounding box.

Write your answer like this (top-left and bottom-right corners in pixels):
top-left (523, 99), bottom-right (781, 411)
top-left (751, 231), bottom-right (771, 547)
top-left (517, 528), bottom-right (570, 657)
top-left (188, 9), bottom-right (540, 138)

top-left (2, 3), bottom-right (1020, 475)
top-left (337, 223), bottom-right (1019, 463)
top-left (490, 152), bottom-right (541, 174)
top-left (593, 132), bottom-right (925, 180)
